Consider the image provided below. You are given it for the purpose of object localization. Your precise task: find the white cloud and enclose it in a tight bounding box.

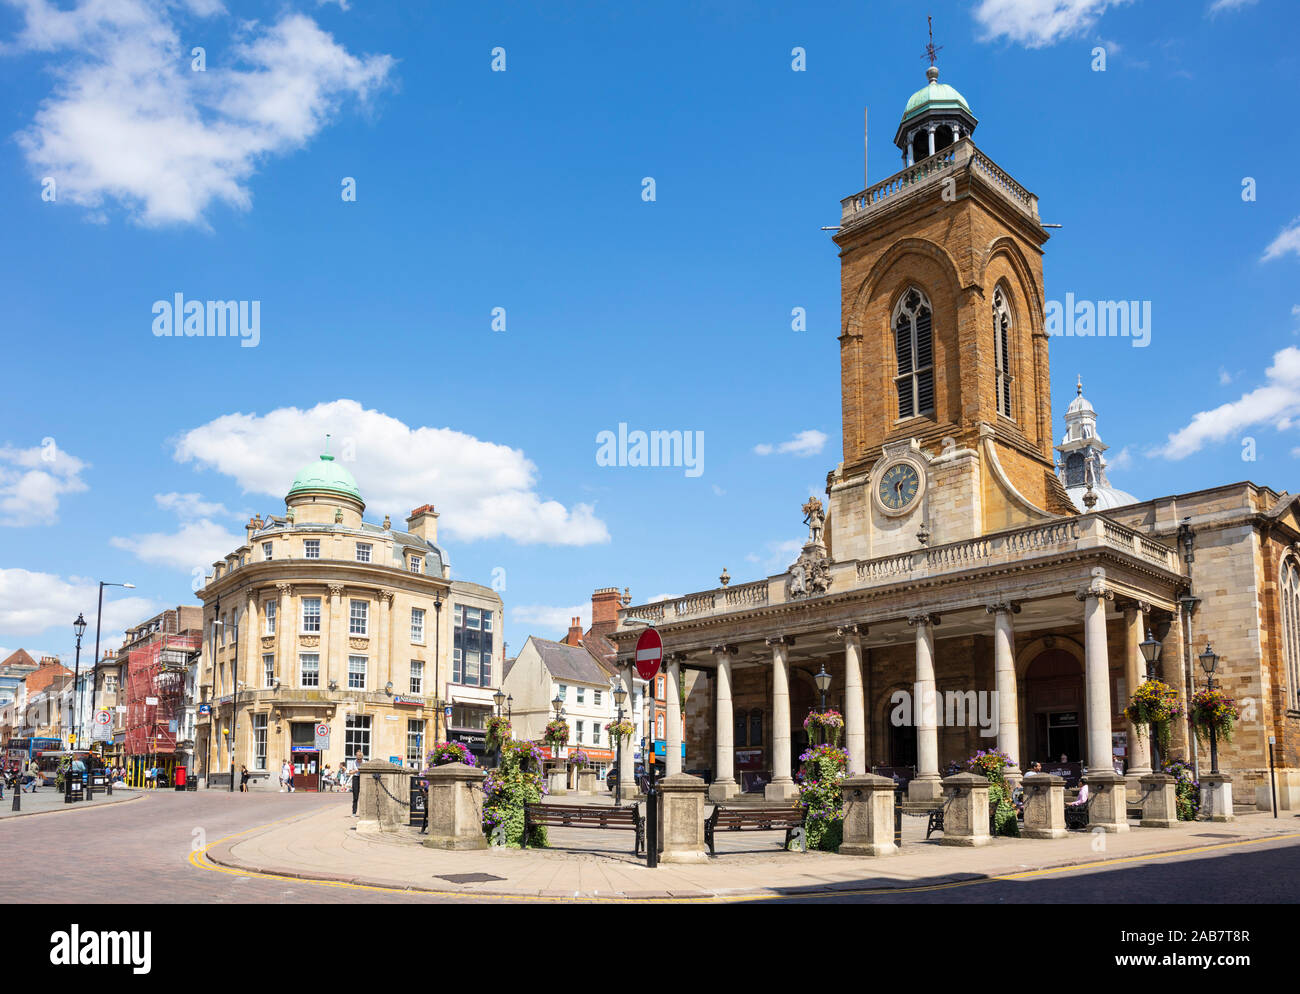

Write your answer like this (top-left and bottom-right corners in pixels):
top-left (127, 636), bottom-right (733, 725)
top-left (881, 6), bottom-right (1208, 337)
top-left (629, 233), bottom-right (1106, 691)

top-left (110, 491), bottom-right (243, 571)
top-left (1208, 0), bottom-right (1257, 13)
top-left (0, 568), bottom-right (161, 642)
top-left (646, 593), bottom-right (681, 603)
top-left (711, 484), bottom-right (725, 497)
top-left (1157, 346), bottom-right (1300, 459)
top-left (1263, 218), bottom-right (1300, 262)
top-left (1218, 367), bottom-right (1234, 385)
top-left (172, 399), bottom-right (611, 546)
top-left (754, 429), bottom-right (828, 458)
top-left (972, 0), bottom-right (1132, 48)
top-left (154, 491), bottom-right (232, 519)
top-left (511, 604), bottom-right (590, 635)
top-left (0, 441), bottom-right (89, 526)
top-left (1108, 446), bottom-right (1133, 470)
top-left (4, 1), bottom-right (394, 226)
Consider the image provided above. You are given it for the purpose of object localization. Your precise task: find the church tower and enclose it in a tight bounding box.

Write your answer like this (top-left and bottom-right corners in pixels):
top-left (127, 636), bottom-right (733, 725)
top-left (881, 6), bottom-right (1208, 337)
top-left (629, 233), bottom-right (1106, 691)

top-left (826, 56), bottom-right (1075, 564)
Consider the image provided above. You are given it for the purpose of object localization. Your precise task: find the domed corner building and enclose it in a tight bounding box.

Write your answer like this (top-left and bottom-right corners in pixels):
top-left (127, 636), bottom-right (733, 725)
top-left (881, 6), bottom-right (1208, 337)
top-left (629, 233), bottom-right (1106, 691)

top-left (609, 60), bottom-right (1300, 819)
top-left (195, 443), bottom-right (505, 789)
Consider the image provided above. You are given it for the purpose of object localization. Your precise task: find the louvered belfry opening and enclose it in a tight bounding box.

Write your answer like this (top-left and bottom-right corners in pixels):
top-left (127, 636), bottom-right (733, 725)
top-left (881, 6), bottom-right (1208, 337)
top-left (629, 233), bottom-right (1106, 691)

top-left (894, 287), bottom-right (934, 420)
top-left (993, 285), bottom-right (1013, 419)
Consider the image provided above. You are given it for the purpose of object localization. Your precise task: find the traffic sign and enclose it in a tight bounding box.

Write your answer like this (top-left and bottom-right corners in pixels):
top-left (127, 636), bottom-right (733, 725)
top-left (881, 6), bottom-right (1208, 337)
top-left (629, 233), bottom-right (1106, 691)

top-left (634, 627), bottom-right (663, 681)
top-left (314, 724), bottom-right (330, 750)
top-left (145, 696), bottom-right (159, 706)
top-left (94, 709), bottom-right (112, 725)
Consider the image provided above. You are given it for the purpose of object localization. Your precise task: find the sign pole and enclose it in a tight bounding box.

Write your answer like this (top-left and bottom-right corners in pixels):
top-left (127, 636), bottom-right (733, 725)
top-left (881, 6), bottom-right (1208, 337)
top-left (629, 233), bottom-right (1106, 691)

top-left (632, 626), bottom-right (664, 869)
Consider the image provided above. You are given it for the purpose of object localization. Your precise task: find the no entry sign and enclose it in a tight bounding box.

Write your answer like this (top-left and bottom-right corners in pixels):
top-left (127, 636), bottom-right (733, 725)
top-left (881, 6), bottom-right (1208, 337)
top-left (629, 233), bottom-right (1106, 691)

top-left (634, 627), bottom-right (663, 681)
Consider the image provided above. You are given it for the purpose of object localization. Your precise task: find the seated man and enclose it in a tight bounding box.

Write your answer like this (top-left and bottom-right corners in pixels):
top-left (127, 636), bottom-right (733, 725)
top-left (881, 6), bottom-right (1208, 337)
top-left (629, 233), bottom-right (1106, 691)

top-left (1068, 781), bottom-right (1090, 806)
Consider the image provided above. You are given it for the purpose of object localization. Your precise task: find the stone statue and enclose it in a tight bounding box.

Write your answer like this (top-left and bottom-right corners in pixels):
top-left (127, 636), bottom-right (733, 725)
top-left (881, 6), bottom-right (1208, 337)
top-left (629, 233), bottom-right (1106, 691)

top-left (802, 497), bottom-right (826, 547)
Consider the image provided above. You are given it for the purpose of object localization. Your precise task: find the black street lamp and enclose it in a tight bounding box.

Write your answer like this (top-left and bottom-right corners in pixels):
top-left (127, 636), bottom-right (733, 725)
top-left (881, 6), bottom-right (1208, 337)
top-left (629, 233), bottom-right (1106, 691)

top-left (71, 613), bottom-right (87, 749)
top-left (814, 664), bottom-right (832, 712)
top-left (86, 581), bottom-right (134, 753)
top-left (1138, 628), bottom-right (1164, 772)
top-left (432, 594), bottom-right (443, 744)
top-left (612, 680), bottom-right (628, 804)
top-left (1199, 642), bottom-right (1221, 775)
top-left (492, 688), bottom-right (506, 767)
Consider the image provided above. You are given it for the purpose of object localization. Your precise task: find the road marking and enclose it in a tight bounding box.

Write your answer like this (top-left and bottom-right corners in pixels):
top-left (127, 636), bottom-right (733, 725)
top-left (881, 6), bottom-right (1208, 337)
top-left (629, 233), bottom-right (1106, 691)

top-left (187, 817), bottom-right (1300, 903)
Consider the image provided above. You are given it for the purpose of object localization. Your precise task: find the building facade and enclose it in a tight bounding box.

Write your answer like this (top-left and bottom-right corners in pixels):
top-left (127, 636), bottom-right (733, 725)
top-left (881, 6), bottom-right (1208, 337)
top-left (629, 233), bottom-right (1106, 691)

top-left (196, 446), bottom-right (504, 787)
top-left (607, 63), bottom-right (1300, 812)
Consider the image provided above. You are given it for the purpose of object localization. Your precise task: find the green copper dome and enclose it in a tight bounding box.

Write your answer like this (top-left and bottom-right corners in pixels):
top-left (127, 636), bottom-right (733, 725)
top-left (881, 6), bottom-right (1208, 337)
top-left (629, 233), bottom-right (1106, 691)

top-left (901, 78), bottom-right (972, 124)
top-left (287, 444), bottom-right (361, 502)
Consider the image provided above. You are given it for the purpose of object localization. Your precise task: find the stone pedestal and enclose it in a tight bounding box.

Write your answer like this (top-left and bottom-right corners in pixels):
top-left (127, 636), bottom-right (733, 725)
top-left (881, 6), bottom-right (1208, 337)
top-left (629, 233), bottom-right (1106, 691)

top-left (547, 770), bottom-right (568, 796)
top-left (373, 762), bottom-right (413, 833)
top-left (577, 770), bottom-right (596, 795)
top-left (1022, 772), bottom-right (1067, 839)
top-left (356, 760), bottom-right (405, 831)
top-left (1200, 773), bottom-right (1235, 822)
top-left (707, 778), bottom-right (739, 802)
top-left (764, 778), bottom-right (799, 802)
top-left (657, 773), bottom-right (708, 863)
top-left (1138, 772), bottom-right (1179, 829)
top-left (423, 762), bottom-right (488, 850)
top-left (839, 774), bottom-right (899, 856)
top-left (938, 772), bottom-right (991, 847)
top-left (1085, 770), bottom-right (1130, 833)
top-left (907, 774), bottom-right (944, 804)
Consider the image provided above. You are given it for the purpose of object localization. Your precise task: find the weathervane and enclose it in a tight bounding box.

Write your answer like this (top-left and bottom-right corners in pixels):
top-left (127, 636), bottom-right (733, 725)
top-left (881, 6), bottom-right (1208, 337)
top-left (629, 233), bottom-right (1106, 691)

top-left (922, 14), bottom-right (943, 66)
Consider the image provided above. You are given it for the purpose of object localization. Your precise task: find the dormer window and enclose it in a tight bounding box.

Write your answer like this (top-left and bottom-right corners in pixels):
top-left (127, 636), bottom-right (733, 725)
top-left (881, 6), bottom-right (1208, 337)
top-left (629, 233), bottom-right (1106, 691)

top-left (262, 542), bottom-right (273, 561)
top-left (409, 555), bottom-right (422, 574)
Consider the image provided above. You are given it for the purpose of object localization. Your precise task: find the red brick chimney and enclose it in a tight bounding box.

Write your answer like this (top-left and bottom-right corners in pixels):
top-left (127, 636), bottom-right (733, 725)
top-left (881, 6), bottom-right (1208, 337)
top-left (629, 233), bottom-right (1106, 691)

top-left (564, 617), bottom-right (584, 646)
top-left (589, 586), bottom-right (622, 639)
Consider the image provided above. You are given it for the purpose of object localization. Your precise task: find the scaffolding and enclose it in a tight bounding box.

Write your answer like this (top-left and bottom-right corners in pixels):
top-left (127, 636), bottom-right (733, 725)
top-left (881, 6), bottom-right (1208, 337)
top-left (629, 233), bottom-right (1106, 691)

top-left (125, 633), bottom-right (199, 765)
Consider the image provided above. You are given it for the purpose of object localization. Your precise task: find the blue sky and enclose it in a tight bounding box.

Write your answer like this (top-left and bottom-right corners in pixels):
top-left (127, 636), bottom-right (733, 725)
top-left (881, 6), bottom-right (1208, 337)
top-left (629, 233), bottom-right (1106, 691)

top-left (2, 0), bottom-right (1298, 665)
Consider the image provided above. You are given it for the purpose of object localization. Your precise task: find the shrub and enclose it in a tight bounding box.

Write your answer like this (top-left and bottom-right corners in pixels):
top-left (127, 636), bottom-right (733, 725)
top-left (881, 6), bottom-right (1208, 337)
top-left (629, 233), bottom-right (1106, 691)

top-left (1163, 759), bottom-right (1200, 821)
top-left (795, 744), bottom-right (847, 851)
top-left (966, 748), bottom-right (1019, 837)
top-left (424, 741), bottom-right (474, 769)
top-left (482, 739), bottom-right (549, 847)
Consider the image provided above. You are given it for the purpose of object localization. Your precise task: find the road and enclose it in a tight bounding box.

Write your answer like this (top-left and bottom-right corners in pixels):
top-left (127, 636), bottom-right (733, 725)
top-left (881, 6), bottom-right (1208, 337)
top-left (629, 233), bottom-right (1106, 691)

top-left (3, 789), bottom-right (1298, 904)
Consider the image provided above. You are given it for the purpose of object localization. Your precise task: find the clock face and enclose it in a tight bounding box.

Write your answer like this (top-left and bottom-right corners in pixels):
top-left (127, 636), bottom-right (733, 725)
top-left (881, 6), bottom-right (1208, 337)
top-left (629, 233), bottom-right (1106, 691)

top-left (878, 461), bottom-right (921, 512)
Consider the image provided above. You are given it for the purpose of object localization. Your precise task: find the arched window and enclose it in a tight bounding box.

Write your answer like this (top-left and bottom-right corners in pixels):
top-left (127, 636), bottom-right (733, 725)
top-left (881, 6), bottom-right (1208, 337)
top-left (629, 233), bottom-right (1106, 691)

top-left (894, 287), bottom-right (934, 421)
top-left (1065, 452), bottom-right (1085, 488)
top-left (993, 285), bottom-right (1013, 418)
top-left (1281, 557), bottom-right (1300, 710)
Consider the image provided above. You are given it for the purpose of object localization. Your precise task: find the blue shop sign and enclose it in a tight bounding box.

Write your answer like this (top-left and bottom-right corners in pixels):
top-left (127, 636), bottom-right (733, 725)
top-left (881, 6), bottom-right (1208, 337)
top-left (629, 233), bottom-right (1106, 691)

top-left (652, 740), bottom-right (686, 758)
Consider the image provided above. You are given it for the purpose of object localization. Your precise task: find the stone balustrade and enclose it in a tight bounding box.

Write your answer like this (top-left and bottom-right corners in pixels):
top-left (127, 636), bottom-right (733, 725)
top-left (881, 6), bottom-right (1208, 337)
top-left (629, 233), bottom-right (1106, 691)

top-left (616, 514), bottom-right (1180, 629)
top-left (839, 140), bottom-right (1039, 228)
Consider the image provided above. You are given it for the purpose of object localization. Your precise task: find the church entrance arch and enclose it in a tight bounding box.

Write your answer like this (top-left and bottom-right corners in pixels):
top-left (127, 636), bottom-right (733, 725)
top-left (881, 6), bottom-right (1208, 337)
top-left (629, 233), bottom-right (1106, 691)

top-left (1022, 649), bottom-right (1085, 767)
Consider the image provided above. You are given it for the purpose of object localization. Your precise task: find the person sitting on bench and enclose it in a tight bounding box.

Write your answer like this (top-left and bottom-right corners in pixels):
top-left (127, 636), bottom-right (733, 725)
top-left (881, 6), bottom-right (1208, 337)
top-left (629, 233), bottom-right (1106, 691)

top-left (1068, 780), bottom-right (1090, 806)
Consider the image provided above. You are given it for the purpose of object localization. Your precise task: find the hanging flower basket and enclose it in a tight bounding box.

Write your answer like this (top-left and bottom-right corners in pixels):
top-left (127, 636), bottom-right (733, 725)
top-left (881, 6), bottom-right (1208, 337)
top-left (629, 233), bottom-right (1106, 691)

top-left (605, 719), bottom-right (634, 742)
top-left (568, 749), bottom-right (590, 767)
top-left (802, 709), bottom-right (845, 746)
top-left (424, 741), bottom-right (475, 769)
top-left (1189, 687), bottom-right (1240, 744)
top-left (485, 714), bottom-right (512, 751)
top-left (543, 719), bottom-right (570, 747)
top-left (1125, 680), bottom-right (1185, 756)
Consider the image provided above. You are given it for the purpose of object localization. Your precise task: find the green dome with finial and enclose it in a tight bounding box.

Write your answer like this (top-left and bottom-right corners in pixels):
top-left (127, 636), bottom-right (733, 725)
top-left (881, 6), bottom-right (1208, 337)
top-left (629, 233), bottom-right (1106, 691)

top-left (901, 66), bottom-right (972, 124)
top-left (287, 437), bottom-right (361, 502)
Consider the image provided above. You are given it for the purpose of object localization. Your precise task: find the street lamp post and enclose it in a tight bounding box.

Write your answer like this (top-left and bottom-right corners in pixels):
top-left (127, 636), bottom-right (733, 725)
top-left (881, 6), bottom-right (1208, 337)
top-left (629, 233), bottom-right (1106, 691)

top-left (87, 581), bottom-right (134, 754)
top-left (551, 693), bottom-right (564, 764)
top-left (71, 614), bottom-right (87, 750)
top-left (432, 594), bottom-right (443, 744)
top-left (814, 664), bottom-right (832, 713)
top-left (1199, 643), bottom-right (1221, 775)
top-left (1138, 629), bottom-right (1164, 773)
top-left (612, 681), bottom-right (627, 805)
top-left (492, 688), bottom-right (506, 768)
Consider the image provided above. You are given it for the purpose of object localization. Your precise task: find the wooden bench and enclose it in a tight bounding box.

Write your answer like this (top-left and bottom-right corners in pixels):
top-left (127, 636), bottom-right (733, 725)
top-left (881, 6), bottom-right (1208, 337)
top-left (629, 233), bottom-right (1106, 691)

top-left (704, 804), bottom-right (805, 855)
top-left (925, 803), bottom-right (1000, 840)
top-left (1064, 796), bottom-right (1092, 830)
top-left (523, 803), bottom-right (644, 855)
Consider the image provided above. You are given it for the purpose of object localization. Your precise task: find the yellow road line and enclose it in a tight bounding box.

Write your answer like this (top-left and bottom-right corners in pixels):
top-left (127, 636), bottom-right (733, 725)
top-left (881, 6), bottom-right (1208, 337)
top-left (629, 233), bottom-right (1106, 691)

top-left (188, 820), bottom-right (1300, 904)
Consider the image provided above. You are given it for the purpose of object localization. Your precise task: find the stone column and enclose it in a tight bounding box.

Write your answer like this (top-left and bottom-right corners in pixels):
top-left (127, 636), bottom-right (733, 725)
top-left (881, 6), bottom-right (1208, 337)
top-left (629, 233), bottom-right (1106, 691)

top-left (1123, 604), bottom-right (1153, 778)
top-left (657, 773), bottom-right (708, 863)
top-left (423, 762), bottom-right (488, 850)
top-left (765, 635), bottom-right (798, 801)
top-left (276, 583), bottom-right (293, 687)
top-left (839, 773), bottom-right (899, 856)
top-left (926, 125), bottom-right (936, 157)
top-left (908, 614), bottom-right (943, 803)
top-left (950, 124), bottom-right (960, 144)
top-left (986, 602), bottom-right (1021, 781)
top-left (327, 584), bottom-right (345, 691)
top-left (837, 625), bottom-right (867, 775)
top-left (1021, 772), bottom-right (1067, 839)
top-left (665, 653), bottom-right (683, 777)
top-left (244, 591), bottom-right (258, 690)
top-left (1078, 569), bottom-right (1115, 774)
top-left (709, 644), bottom-right (739, 801)
top-left (377, 589), bottom-right (393, 691)
top-left (938, 772), bottom-right (991, 847)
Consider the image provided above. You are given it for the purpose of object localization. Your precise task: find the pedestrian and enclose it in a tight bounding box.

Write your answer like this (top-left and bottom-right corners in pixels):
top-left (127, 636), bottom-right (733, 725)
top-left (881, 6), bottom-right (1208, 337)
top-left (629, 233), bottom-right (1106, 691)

top-left (279, 759), bottom-right (290, 792)
top-left (285, 758), bottom-right (295, 793)
top-left (349, 748), bottom-right (364, 815)
top-left (239, 765), bottom-right (250, 792)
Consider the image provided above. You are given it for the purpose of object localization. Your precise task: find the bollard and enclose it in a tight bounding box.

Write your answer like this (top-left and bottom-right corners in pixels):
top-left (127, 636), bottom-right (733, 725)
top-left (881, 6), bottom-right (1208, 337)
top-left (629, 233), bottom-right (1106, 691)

top-left (645, 771), bottom-right (659, 868)
top-left (894, 786), bottom-right (903, 849)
